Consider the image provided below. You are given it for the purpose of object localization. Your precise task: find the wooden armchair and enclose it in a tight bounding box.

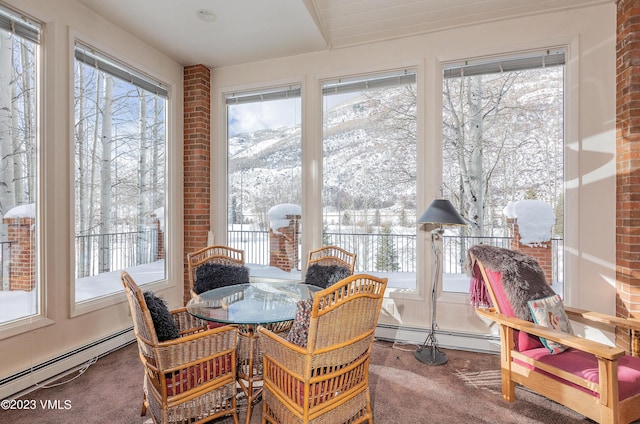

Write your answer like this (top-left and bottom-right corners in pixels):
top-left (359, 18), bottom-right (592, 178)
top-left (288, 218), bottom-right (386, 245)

top-left (121, 271), bottom-right (239, 424)
top-left (305, 245), bottom-right (357, 288)
top-left (467, 245), bottom-right (640, 424)
top-left (187, 245), bottom-right (248, 297)
top-left (258, 274), bottom-right (388, 423)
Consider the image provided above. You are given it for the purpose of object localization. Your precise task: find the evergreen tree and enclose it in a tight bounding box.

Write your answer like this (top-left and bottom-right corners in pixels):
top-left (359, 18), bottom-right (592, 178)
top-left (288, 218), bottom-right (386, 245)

top-left (375, 223), bottom-right (399, 271)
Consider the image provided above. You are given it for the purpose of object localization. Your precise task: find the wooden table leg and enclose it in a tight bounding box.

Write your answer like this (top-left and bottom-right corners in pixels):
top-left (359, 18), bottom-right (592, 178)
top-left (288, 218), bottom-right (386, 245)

top-left (237, 321), bottom-right (293, 424)
top-left (237, 326), bottom-right (263, 424)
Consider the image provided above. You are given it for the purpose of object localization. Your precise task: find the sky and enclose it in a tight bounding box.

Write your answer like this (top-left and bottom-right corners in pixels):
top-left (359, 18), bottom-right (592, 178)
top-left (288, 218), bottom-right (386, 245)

top-left (228, 98), bottom-right (301, 137)
top-left (226, 92), bottom-right (358, 137)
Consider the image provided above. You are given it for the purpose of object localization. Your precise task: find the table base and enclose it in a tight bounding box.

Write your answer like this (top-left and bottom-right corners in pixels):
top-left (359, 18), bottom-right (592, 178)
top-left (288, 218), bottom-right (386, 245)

top-left (236, 321), bottom-right (292, 424)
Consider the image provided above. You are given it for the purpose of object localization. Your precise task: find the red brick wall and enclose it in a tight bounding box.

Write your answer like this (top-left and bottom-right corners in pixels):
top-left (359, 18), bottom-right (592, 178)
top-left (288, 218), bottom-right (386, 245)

top-left (2, 217), bottom-right (36, 291)
top-left (269, 215), bottom-right (301, 272)
top-left (616, 0), bottom-right (640, 353)
top-left (183, 64), bottom-right (211, 304)
top-left (507, 220), bottom-right (553, 284)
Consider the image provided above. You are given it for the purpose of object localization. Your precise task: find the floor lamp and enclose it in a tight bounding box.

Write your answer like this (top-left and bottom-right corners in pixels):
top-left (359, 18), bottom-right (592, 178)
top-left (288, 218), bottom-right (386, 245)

top-left (415, 199), bottom-right (466, 365)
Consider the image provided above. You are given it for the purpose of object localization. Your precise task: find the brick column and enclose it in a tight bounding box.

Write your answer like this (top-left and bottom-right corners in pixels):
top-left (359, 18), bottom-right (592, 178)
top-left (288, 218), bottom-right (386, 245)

top-left (2, 216), bottom-right (36, 291)
top-left (269, 214), bottom-right (301, 272)
top-left (616, 0), bottom-right (640, 353)
top-left (183, 65), bottom-right (211, 304)
top-left (507, 219), bottom-right (553, 284)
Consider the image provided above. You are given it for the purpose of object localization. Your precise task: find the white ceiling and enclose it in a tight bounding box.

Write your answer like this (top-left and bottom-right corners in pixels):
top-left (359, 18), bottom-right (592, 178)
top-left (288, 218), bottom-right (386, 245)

top-left (75, 0), bottom-right (611, 68)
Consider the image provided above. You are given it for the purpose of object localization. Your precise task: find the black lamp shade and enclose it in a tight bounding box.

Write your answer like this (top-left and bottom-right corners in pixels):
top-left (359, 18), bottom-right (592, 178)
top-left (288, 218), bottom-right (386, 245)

top-left (418, 199), bottom-right (465, 225)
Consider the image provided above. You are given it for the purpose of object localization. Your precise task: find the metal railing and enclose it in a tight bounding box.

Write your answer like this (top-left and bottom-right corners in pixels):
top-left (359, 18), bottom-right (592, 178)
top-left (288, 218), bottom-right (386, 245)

top-left (227, 229), bottom-right (564, 284)
top-left (0, 241), bottom-right (12, 290)
top-left (75, 229), bottom-right (159, 278)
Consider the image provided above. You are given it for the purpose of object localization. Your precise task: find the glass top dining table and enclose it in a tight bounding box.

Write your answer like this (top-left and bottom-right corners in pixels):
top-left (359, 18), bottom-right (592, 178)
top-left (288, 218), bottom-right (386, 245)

top-left (186, 281), bottom-right (321, 424)
top-left (186, 281), bottom-right (321, 325)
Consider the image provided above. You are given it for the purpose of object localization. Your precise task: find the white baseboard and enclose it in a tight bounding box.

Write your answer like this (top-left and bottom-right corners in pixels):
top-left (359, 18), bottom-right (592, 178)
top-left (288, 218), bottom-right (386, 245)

top-left (375, 323), bottom-right (501, 354)
top-left (0, 327), bottom-right (135, 400)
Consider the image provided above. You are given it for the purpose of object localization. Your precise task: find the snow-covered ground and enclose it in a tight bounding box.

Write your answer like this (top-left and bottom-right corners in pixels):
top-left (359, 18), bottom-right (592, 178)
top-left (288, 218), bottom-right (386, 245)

top-left (0, 260), bottom-right (421, 323)
top-left (0, 256), bottom-right (563, 324)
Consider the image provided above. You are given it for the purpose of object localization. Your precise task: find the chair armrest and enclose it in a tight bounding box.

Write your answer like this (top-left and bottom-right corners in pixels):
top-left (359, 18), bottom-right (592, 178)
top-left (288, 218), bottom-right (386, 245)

top-left (476, 307), bottom-right (626, 360)
top-left (155, 325), bottom-right (238, 370)
top-left (565, 306), bottom-right (640, 331)
top-left (169, 307), bottom-right (209, 335)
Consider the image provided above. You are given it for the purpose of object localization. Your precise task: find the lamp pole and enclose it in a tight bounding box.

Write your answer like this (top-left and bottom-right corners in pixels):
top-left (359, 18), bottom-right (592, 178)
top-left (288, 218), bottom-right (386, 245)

top-left (415, 198), bottom-right (466, 365)
top-left (414, 227), bottom-right (448, 365)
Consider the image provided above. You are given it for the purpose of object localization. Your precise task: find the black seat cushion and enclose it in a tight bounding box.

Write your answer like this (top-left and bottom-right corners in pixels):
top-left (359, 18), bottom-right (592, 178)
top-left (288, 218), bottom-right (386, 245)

top-left (304, 264), bottom-right (351, 289)
top-left (143, 291), bottom-right (180, 341)
top-left (194, 263), bottom-right (250, 294)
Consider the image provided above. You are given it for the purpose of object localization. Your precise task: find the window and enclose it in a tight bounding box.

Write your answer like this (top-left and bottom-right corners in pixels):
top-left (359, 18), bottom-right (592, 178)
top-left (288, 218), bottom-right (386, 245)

top-left (321, 70), bottom-right (417, 289)
top-left (74, 42), bottom-right (167, 303)
top-left (441, 49), bottom-right (565, 294)
top-left (226, 85), bottom-right (302, 275)
top-left (0, 6), bottom-right (41, 324)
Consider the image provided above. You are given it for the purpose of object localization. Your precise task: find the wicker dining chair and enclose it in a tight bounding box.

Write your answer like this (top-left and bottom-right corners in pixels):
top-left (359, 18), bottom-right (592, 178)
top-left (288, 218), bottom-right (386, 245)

top-left (305, 246), bottom-right (357, 288)
top-left (121, 271), bottom-right (239, 424)
top-left (187, 245), bottom-right (248, 297)
top-left (258, 273), bottom-right (388, 424)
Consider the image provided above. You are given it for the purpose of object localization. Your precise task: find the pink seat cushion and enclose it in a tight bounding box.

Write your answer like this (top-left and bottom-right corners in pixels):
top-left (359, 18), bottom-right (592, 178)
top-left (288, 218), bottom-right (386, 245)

top-left (518, 347), bottom-right (640, 401)
top-left (483, 267), bottom-right (544, 352)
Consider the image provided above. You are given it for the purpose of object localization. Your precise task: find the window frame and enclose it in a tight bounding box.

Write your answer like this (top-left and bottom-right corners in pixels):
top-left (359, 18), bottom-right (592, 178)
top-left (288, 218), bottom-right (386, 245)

top-left (320, 68), bottom-right (419, 288)
top-left (0, 5), bottom-right (48, 337)
top-left (434, 43), bottom-right (578, 307)
top-left (70, 34), bottom-right (173, 317)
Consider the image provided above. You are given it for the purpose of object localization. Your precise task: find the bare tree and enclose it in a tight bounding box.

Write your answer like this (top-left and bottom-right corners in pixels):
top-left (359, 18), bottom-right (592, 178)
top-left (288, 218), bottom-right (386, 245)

top-left (0, 30), bottom-right (15, 216)
top-left (98, 75), bottom-right (113, 273)
top-left (442, 67), bottom-right (563, 237)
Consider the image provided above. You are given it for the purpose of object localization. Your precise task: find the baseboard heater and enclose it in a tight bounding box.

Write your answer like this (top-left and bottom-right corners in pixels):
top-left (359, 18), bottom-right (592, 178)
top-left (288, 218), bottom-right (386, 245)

top-left (375, 323), bottom-right (500, 354)
top-left (0, 327), bottom-right (135, 400)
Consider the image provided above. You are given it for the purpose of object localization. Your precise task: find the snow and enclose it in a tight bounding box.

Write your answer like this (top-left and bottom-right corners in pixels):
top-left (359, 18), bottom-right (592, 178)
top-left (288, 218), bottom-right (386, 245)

top-left (503, 199), bottom-right (555, 246)
top-left (0, 259), bottom-right (417, 322)
top-left (267, 203), bottom-right (301, 233)
top-left (0, 260), bottom-right (165, 322)
top-left (4, 203), bottom-right (36, 219)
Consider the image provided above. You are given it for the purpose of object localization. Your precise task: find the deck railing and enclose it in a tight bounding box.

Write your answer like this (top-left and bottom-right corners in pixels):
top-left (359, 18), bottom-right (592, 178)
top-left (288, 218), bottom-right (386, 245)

top-left (227, 230), bottom-right (564, 284)
top-left (75, 230), bottom-right (159, 278)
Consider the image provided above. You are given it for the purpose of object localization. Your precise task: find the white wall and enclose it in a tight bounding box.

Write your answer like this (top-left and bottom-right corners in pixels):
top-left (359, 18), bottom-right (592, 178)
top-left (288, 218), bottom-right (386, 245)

top-left (211, 4), bottom-right (617, 348)
top-left (0, 0), bottom-right (184, 391)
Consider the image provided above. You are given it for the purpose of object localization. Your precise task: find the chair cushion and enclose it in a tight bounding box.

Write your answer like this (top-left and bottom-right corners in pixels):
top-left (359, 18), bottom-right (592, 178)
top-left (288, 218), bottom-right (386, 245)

top-left (194, 263), bottom-right (250, 294)
top-left (518, 347), bottom-right (640, 401)
top-left (165, 354), bottom-right (233, 396)
top-left (468, 245), bottom-right (556, 321)
top-left (482, 267), bottom-right (544, 351)
top-left (305, 264), bottom-right (351, 289)
top-left (528, 294), bottom-right (574, 354)
top-left (467, 245), bottom-right (554, 351)
top-left (286, 298), bottom-right (313, 347)
top-left (143, 291), bottom-right (180, 341)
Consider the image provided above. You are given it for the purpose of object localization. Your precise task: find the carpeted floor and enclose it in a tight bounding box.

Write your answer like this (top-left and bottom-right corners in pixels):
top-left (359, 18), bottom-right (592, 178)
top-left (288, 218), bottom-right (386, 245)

top-left (3, 340), bottom-right (595, 424)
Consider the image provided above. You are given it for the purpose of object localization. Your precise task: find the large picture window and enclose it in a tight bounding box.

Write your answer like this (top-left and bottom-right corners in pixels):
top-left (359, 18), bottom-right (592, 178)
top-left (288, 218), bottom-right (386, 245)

top-left (0, 6), bottom-right (40, 324)
top-left (74, 42), bottom-right (167, 303)
top-left (322, 70), bottom-right (417, 289)
top-left (226, 85), bottom-right (302, 275)
top-left (441, 49), bottom-right (565, 294)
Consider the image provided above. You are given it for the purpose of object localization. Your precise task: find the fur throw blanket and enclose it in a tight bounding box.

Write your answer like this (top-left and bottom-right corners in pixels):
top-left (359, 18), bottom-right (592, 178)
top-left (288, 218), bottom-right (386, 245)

top-left (305, 264), bottom-right (351, 289)
top-left (466, 244), bottom-right (555, 321)
top-left (194, 263), bottom-right (250, 294)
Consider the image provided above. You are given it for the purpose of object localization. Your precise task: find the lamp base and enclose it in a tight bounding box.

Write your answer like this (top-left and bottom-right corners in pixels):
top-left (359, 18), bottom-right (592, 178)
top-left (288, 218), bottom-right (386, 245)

top-left (414, 346), bottom-right (448, 366)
